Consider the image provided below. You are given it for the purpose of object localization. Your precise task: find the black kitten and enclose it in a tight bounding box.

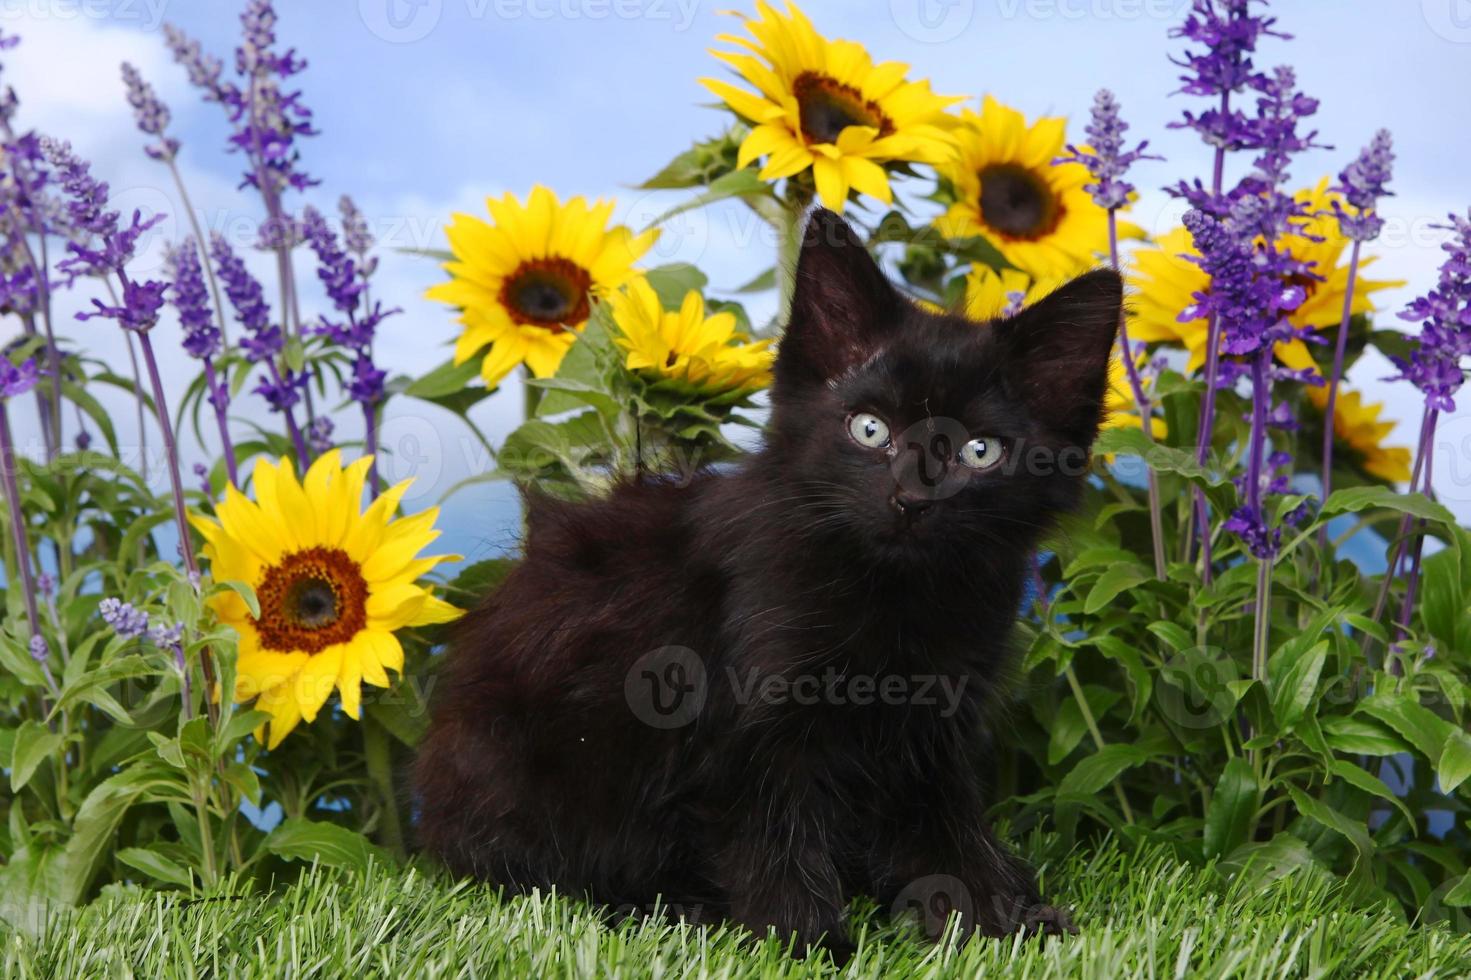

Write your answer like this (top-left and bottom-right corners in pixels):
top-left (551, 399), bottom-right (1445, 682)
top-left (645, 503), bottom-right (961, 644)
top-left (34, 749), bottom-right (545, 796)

top-left (414, 209), bottom-right (1122, 955)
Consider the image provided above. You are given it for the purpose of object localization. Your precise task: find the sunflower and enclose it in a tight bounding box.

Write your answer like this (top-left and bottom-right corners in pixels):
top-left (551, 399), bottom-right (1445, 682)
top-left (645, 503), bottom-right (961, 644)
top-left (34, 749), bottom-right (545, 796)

top-left (190, 452), bottom-right (461, 748)
top-left (1275, 340), bottom-right (1411, 483)
top-left (700, 1), bottom-right (959, 212)
top-left (962, 265), bottom-right (1159, 436)
top-left (426, 185), bottom-right (658, 387)
top-left (935, 96), bottom-right (1123, 281)
top-left (1129, 179), bottom-right (1404, 375)
top-left (606, 277), bottom-right (774, 400)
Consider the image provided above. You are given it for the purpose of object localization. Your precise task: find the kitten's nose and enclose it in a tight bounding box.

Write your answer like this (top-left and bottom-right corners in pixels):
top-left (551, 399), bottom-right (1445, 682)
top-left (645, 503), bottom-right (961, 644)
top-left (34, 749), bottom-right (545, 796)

top-left (890, 491), bottom-right (934, 522)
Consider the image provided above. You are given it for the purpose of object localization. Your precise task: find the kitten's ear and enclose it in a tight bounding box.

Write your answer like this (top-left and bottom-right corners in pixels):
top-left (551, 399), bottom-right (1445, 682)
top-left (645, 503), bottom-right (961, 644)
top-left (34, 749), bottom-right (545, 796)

top-left (775, 208), bottom-right (902, 387)
top-left (993, 268), bottom-right (1123, 444)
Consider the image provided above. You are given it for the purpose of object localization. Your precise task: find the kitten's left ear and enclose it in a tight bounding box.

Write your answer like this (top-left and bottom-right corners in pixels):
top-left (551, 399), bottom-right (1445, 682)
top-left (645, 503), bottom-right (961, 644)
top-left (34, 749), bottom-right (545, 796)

top-left (775, 208), bottom-right (903, 389)
top-left (993, 268), bottom-right (1123, 444)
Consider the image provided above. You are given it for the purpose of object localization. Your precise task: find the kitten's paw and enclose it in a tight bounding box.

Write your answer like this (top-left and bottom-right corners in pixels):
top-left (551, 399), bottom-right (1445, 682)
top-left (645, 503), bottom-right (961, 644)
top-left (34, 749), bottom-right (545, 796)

top-left (1019, 903), bottom-right (1077, 937)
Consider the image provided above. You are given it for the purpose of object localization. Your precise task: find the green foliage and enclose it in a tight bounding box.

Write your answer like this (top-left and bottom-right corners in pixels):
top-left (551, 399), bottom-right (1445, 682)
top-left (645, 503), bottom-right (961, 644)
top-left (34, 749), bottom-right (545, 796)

top-left (1006, 395), bottom-right (1471, 922)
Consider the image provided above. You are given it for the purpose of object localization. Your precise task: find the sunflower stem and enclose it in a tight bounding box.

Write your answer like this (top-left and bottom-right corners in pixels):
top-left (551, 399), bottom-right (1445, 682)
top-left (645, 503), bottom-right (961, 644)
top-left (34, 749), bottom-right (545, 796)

top-left (1317, 239), bottom-right (1361, 552)
top-left (363, 713), bottom-right (405, 858)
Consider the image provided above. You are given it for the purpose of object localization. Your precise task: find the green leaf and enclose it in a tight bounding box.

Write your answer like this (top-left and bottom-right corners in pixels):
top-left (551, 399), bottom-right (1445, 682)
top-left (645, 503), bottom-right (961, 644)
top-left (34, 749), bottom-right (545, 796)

top-left (9, 721), bottom-right (62, 792)
top-left (1047, 687), bottom-right (1120, 766)
top-left (445, 558), bottom-right (517, 600)
top-left (732, 267), bottom-right (776, 294)
top-left (1093, 428), bottom-right (1229, 487)
top-left (1084, 563), bottom-right (1150, 615)
top-left (644, 263), bottom-right (710, 309)
top-left (218, 580), bottom-right (261, 620)
top-left (1321, 486), bottom-right (1456, 526)
top-left (1203, 757), bottom-right (1259, 859)
top-left (1437, 730), bottom-right (1471, 794)
top-left (61, 767), bottom-right (181, 904)
top-left (1322, 716), bottom-right (1410, 756)
top-left (1286, 786), bottom-right (1374, 869)
top-left (1267, 638), bottom-right (1328, 732)
top-left (1358, 694), bottom-right (1457, 765)
top-left (1327, 760), bottom-right (1415, 826)
top-left (1058, 744), bottom-right (1156, 797)
top-left (403, 357), bottom-right (481, 400)
top-left (645, 168), bottom-right (769, 227)
top-left (264, 819), bottom-right (390, 874)
top-left (1444, 873), bottom-right (1471, 907)
top-left (116, 847), bottom-right (193, 889)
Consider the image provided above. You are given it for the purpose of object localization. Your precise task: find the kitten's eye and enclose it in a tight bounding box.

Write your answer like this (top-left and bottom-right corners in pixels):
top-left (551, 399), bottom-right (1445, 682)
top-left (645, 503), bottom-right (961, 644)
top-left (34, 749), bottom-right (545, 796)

top-left (846, 412), bottom-right (891, 450)
top-left (959, 437), bottom-right (1004, 470)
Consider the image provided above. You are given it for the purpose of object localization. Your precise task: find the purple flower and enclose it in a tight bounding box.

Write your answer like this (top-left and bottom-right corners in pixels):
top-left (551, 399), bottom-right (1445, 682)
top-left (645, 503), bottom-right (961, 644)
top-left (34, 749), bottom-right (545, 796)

top-left (1393, 211), bottom-right (1471, 411)
top-left (163, 23), bottom-right (236, 104)
top-left (40, 137), bottom-right (163, 281)
top-left (166, 6), bottom-right (316, 198)
top-left (1057, 89), bottom-right (1160, 211)
top-left (166, 239), bottom-right (221, 360)
top-left (229, 1), bottom-right (317, 197)
top-left (339, 195), bottom-right (376, 268)
top-left (348, 353), bottom-right (386, 406)
top-left (36, 572), bottom-right (54, 597)
top-left (120, 62), bottom-right (180, 161)
top-left (100, 597), bottom-right (149, 639)
top-left (193, 461), bottom-right (211, 495)
top-left (1166, 0), bottom-right (1287, 212)
top-left (1239, 66), bottom-right (1324, 195)
top-left (28, 634), bottom-right (48, 663)
top-left (209, 232), bottom-right (276, 359)
top-left (1392, 210), bottom-right (1471, 406)
top-left (307, 415), bottom-right (334, 454)
top-left (0, 357), bottom-right (40, 399)
top-left (253, 368), bottom-right (307, 413)
top-left (79, 278), bottom-right (167, 333)
top-left (1333, 130), bottom-right (1394, 243)
top-left (302, 205), bottom-right (363, 318)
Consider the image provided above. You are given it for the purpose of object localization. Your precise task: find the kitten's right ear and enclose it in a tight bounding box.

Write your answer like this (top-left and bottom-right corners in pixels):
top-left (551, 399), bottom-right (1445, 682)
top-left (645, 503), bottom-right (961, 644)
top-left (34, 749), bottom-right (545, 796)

top-left (775, 208), bottom-right (902, 387)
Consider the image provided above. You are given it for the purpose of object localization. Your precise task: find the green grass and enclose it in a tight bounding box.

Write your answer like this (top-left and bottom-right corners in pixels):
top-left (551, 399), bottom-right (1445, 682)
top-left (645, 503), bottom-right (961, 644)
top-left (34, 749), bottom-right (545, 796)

top-left (3, 838), bottom-right (1468, 978)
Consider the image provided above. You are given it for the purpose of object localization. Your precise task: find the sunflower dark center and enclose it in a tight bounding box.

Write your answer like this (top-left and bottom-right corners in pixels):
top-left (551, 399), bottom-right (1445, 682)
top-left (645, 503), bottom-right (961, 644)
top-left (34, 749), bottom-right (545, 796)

top-left (500, 257), bottom-right (593, 331)
top-left (978, 164), bottom-right (1062, 240)
top-left (792, 72), bottom-right (892, 145)
top-left (255, 546), bottom-right (369, 654)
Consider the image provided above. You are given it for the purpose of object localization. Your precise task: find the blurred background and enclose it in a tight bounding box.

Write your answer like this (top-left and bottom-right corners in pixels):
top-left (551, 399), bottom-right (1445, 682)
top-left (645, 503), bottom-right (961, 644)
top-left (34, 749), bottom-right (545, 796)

top-left (5, 0), bottom-right (1470, 563)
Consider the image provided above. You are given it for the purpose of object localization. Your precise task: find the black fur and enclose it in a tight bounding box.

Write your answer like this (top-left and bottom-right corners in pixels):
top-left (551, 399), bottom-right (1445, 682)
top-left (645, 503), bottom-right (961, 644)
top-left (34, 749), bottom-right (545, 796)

top-left (414, 208), bottom-right (1123, 955)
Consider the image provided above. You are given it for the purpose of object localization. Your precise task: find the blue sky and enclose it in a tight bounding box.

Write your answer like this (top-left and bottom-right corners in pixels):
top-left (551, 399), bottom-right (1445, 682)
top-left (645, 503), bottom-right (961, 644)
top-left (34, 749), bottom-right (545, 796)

top-left (4, 0), bottom-right (1470, 556)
